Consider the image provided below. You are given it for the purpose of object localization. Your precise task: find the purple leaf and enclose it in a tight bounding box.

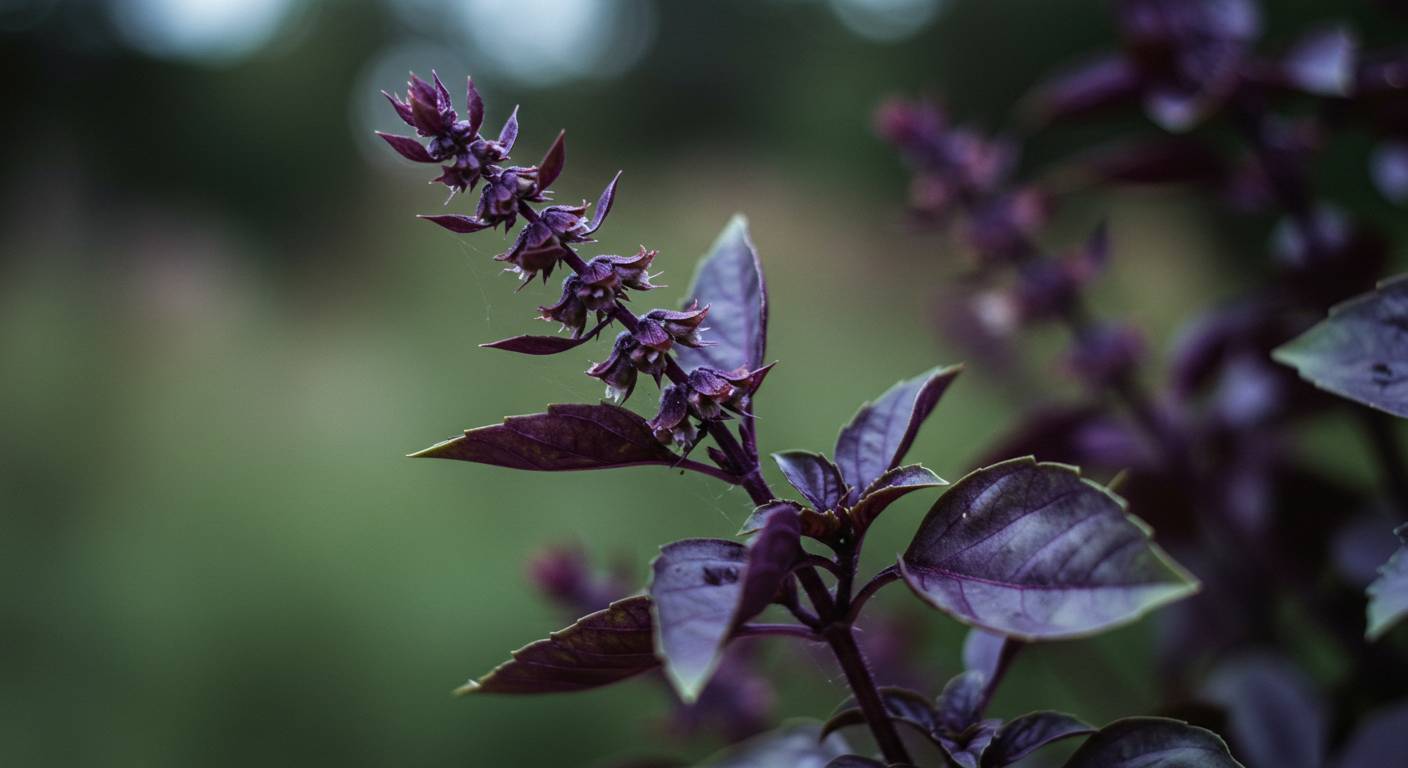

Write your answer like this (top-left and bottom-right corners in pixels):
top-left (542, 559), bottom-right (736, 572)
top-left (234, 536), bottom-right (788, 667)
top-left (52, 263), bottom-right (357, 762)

top-left (1202, 653), bottom-right (1325, 768)
top-left (1282, 26), bottom-right (1356, 97)
top-left (835, 365), bottom-right (963, 502)
top-left (825, 758), bottom-right (886, 768)
top-left (457, 596), bottom-right (656, 694)
top-left (847, 463), bottom-right (947, 533)
top-left (899, 458), bottom-right (1198, 640)
top-left (410, 403), bottom-right (680, 472)
top-left (940, 718), bottom-right (1000, 768)
top-left (480, 332), bottom-right (598, 356)
top-left (1273, 275), bottom-right (1408, 418)
top-left (1336, 701), bottom-right (1408, 768)
top-left (1062, 718), bottom-right (1243, 768)
top-left (418, 214), bottom-right (492, 234)
top-left (700, 723), bottom-right (852, 767)
top-left (536, 130), bottom-right (566, 192)
top-left (936, 670), bottom-right (987, 734)
top-left (1367, 524), bottom-right (1408, 640)
top-left (464, 76), bottom-right (484, 135)
top-left (650, 513), bottom-right (800, 701)
top-left (498, 106), bottom-right (520, 151)
top-left (375, 132), bottom-right (433, 163)
top-left (583, 171), bottom-right (621, 235)
top-left (674, 215), bottom-right (768, 374)
top-left (773, 450), bottom-right (847, 511)
top-left (981, 711), bottom-right (1093, 767)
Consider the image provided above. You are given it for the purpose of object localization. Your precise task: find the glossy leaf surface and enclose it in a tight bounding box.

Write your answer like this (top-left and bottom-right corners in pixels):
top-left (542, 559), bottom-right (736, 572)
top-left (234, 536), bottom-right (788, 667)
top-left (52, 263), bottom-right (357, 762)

top-left (1063, 718), bottom-right (1244, 768)
top-left (412, 403), bottom-right (679, 472)
top-left (835, 365), bottom-right (962, 499)
top-left (982, 711), bottom-right (1093, 767)
top-left (674, 215), bottom-right (768, 374)
top-left (458, 596), bottom-right (655, 694)
top-left (900, 458), bottom-right (1198, 640)
top-left (1273, 276), bottom-right (1408, 417)
top-left (773, 450), bottom-right (847, 511)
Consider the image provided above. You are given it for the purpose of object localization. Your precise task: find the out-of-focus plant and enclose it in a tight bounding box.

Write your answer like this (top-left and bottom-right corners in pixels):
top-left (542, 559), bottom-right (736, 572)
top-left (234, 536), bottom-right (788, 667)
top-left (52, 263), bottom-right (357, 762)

top-left (878, 1), bottom-right (1408, 766)
top-left (375, 70), bottom-right (1245, 766)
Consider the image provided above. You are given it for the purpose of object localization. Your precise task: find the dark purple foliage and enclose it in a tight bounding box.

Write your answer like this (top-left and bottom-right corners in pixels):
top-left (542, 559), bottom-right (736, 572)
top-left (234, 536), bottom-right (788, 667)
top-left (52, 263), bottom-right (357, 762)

top-left (1202, 653), bottom-right (1325, 768)
top-left (900, 458), bottom-right (1197, 640)
top-left (1367, 524), bottom-right (1408, 640)
top-left (1062, 718), bottom-right (1242, 767)
top-left (982, 712), bottom-right (1094, 768)
top-left (458, 596), bottom-right (657, 694)
top-left (834, 365), bottom-right (963, 501)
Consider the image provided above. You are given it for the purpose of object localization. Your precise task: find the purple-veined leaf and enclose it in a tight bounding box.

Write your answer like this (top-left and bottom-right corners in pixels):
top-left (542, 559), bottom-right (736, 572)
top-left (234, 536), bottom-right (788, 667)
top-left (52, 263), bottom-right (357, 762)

top-left (650, 511), bottom-right (800, 701)
top-left (981, 711), bottom-right (1093, 767)
top-left (1282, 26), bottom-right (1356, 97)
top-left (1367, 524), bottom-right (1408, 640)
top-left (899, 458), bottom-right (1198, 640)
top-left (962, 627), bottom-right (1011, 680)
top-left (375, 131), bottom-right (433, 162)
top-left (739, 500), bottom-right (842, 542)
top-left (1062, 718), bottom-right (1244, 768)
top-left (1336, 701), bottom-right (1408, 768)
top-left (418, 213), bottom-right (492, 234)
top-left (700, 722), bottom-right (852, 767)
top-left (773, 450), bottom-right (847, 511)
top-left (848, 464), bottom-right (947, 533)
top-left (835, 365), bottom-right (962, 501)
top-left (673, 215), bottom-right (768, 374)
top-left (411, 403), bottom-right (680, 471)
top-left (936, 670), bottom-right (987, 734)
top-left (940, 719), bottom-right (1000, 768)
top-left (1273, 276), bottom-right (1408, 418)
top-left (457, 596), bottom-right (656, 694)
top-left (1202, 653), bottom-right (1325, 768)
top-left (464, 76), bottom-right (484, 135)
top-left (497, 106), bottom-right (520, 151)
top-left (537, 131), bottom-right (566, 192)
top-left (822, 686), bottom-right (940, 742)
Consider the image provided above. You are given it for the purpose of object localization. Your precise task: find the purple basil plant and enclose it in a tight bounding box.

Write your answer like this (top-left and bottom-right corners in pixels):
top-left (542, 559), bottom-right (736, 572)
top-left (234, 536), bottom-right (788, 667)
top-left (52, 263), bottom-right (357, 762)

top-left (877, 1), bottom-right (1408, 767)
top-left (375, 70), bottom-right (1267, 767)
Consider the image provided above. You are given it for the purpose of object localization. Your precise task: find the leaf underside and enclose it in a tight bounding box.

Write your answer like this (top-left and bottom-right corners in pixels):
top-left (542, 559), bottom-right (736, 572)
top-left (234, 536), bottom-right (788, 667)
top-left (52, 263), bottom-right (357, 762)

top-left (674, 215), bottom-right (768, 374)
top-left (900, 457), bottom-right (1198, 640)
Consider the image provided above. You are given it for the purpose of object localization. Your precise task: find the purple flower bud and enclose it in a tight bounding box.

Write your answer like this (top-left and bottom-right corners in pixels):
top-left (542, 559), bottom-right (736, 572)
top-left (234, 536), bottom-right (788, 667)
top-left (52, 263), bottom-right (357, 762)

top-left (646, 303), bottom-right (709, 348)
top-left (497, 204), bottom-right (588, 283)
top-left (628, 323), bottom-right (670, 382)
top-left (685, 365), bottom-right (772, 420)
top-left (539, 276), bottom-right (589, 336)
top-left (577, 258), bottom-right (622, 311)
top-left (586, 332), bottom-right (639, 402)
top-left (596, 248), bottom-right (659, 291)
top-left (477, 168), bottom-right (536, 229)
top-left (648, 384), bottom-right (698, 448)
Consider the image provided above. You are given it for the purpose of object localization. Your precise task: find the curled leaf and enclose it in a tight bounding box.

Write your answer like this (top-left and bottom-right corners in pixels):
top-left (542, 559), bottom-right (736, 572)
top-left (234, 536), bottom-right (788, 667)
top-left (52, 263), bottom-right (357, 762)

top-left (900, 458), bottom-right (1198, 640)
top-left (458, 596), bottom-right (656, 694)
top-left (847, 464), bottom-right (947, 533)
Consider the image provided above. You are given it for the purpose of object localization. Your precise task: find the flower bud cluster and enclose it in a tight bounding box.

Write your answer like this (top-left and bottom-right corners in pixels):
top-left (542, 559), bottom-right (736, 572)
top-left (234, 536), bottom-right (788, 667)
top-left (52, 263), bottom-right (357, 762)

top-left (647, 364), bottom-right (772, 449)
top-left (586, 304), bottom-right (711, 402)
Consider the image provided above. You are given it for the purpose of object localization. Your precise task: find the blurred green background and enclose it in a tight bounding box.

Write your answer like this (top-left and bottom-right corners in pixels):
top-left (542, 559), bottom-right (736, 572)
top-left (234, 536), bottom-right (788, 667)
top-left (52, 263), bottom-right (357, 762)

top-left (2, 1), bottom-right (1405, 765)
